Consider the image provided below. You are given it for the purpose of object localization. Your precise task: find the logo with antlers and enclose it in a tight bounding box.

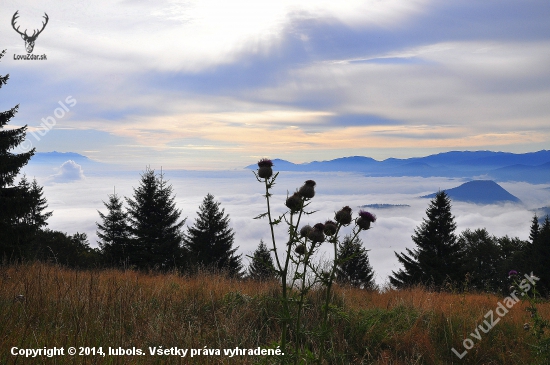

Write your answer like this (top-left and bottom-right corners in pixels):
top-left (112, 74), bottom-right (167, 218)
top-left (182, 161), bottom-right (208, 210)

top-left (12, 11), bottom-right (49, 54)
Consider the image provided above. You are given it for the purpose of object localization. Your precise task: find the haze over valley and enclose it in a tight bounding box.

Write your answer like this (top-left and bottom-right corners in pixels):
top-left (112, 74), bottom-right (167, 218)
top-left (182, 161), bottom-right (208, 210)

top-left (21, 150), bottom-right (550, 285)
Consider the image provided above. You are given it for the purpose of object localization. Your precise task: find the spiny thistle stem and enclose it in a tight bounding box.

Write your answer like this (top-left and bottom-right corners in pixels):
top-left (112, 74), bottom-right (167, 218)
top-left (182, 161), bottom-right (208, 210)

top-left (262, 176), bottom-right (291, 358)
top-left (254, 161), bottom-right (375, 364)
top-left (294, 238), bottom-right (316, 365)
top-left (264, 178), bottom-right (282, 272)
top-left (318, 225), bottom-right (361, 365)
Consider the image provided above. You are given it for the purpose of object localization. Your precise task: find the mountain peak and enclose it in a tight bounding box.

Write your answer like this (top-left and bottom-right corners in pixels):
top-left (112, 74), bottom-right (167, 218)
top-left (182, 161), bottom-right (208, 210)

top-left (422, 180), bottom-right (521, 204)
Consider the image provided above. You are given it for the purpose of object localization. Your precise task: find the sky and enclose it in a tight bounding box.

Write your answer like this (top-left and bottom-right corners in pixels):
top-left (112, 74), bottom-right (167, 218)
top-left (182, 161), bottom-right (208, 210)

top-left (2, 0), bottom-right (550, 169)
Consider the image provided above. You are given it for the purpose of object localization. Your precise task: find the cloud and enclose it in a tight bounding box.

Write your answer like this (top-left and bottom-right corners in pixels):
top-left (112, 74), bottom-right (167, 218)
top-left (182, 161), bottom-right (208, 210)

top-left (33, 168), bottom-right (549, 284)
top-left (48, 160), bottom-right (86, 183)
top-left (3, 0), bottom-right (550, 169)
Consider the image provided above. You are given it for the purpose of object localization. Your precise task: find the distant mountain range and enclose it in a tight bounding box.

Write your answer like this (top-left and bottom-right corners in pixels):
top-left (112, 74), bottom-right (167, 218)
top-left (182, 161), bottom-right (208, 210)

top-left (29, 151), bottom-right (99, 167)
top-left (422, 180), bottom-right (521, 205)
top-left (22, 151), bottom-right (110, 177)
top-left (27, 150), bottom-right (550, 184)
top-left (245, 150), bottom-right (550, 183)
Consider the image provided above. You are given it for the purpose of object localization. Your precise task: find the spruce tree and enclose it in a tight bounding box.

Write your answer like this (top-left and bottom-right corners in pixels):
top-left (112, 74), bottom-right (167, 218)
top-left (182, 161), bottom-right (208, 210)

top-left (390, 191), bottom-right (463, 289)
top-left (0, 49), bottom-right (40, 260)
top-left (518, 214), bottom-right (542, 276)
top-left (97, 191), bottom-right (130, 266)
top-left (1, 177), bottom-right (51, 261)
top-left (498, 235), bottom-right (528, 293)
top-left (529, 214), bottom-right (540, 244)
top-left (18, 176), bottom-right (52, 230)
top-left (0, 50), bottom-right (34, 189)
top-left (183, 193), bottom-right (242, 276)
top-left (126, 168), bottom-right (186, 270)
top-left (248, 240), bottom-right (276, 280)
top-left (336, 235), bottom-right (376, 290)
top-left (532, 215), bottom-right (550, 296)
top-left (459, 228), bottom-right (501, 292)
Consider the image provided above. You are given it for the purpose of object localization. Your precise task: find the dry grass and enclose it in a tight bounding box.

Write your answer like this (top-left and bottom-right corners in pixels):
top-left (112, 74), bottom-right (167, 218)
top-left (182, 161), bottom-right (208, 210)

top-left (1, 262), bottom-right (548, 364)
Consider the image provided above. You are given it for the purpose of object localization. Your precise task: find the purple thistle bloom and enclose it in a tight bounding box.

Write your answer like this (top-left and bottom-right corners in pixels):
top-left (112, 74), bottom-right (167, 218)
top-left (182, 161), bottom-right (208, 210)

top-left (357, 210), bottom-right (376, 230)
top-left (257, 158), bottom-right (274, 178)
top-left (508, 270), bottom-right (518, 277)
top-left (257, 158), bottom-right (273, 167)
top-left (358, 210), bottom-right (377, 222)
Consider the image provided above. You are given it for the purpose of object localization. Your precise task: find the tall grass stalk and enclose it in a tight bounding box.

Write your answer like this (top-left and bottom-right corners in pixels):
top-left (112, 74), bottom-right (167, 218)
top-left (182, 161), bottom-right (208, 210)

top-left (1, 262), bottom-right (548, 364)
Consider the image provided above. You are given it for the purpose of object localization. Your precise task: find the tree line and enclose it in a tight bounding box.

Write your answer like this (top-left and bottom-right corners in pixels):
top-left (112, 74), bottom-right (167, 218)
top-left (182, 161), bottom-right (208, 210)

top-left (96, 168), bottom-right (242, 275)
top-left (390, 191), bottom-right (550, 296)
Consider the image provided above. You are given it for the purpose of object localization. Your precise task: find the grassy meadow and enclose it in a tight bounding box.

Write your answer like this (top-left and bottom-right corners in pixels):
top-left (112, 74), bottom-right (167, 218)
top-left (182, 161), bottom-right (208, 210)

top-left (1, 262), bottom-right (549, 364)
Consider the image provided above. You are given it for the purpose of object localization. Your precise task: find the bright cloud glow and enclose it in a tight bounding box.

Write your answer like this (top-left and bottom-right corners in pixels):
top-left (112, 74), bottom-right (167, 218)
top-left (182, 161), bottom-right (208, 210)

top-left (2, 0), bottom-right (550, 168)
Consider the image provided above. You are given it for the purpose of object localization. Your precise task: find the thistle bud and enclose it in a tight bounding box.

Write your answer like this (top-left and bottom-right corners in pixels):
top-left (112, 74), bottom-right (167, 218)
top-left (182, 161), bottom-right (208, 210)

top-left (357, 210), bottom-right (376, 230)
top-left (285, 192), bottom-right (302, 212)
top-left (323, 220), bottom-right (337, 236)
top-left (298, 180), bottom-right (316, 199)
top-left (308, 223), bottom-right (325, 244)
top-left (295, 244), bottom-right (306, 255)
top-left (257, 158), bottom-right (274, 179)
top-left (300, 225), bottom-right (313, 238)
top-left (335, 206), bottom-right (352, 225)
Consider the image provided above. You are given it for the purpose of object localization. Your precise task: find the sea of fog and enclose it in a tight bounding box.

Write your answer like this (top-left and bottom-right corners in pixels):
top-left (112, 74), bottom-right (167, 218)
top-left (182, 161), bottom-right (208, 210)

top-left (20, 164), bottom-right (550, 286)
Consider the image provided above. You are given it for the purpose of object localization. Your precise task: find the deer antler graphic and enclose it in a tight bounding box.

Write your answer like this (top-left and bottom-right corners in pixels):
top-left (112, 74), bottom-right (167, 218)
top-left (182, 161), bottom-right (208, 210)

top-left (12, 11), bottom-right (49, 54)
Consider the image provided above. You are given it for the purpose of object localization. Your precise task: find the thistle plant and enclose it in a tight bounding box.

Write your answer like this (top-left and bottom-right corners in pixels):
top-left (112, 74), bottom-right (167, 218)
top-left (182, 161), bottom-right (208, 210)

top-left (509, 270), bottom-right (550, 364)
top-left (253, 159), bottom-right (375, 364)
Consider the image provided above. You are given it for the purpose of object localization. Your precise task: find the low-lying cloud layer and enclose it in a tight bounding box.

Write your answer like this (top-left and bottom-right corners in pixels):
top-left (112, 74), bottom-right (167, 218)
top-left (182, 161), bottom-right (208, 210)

top-left (28, 168), bottom-right (549, 285)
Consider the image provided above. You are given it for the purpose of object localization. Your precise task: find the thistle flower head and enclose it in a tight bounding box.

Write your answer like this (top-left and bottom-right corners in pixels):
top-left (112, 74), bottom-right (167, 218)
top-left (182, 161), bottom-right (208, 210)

top-left (300, 225), bottom-right (313, 238)
top-left (257, 158), bottom-right (274, 179)
top-left (257, 158), bottom-right (273, 167)
top-left (508, 270), bottom-right (518, 278)
top-left (295, 244), bottom-right (306, 255)
top-left (323, 220), bottom-right (337, 236)
top-left (308, 223), bottom-right (325, 244)
top-left (285, 192), bottom-right (302, 212)
top-left (298, 180), bottom-right (316, 199)
top-left (524, 323), bottom-right (530, 331)
top-left (335, 206), bottom-right (352, 225)
top-left (359, 210), bottom-right (376, 222)
top-left (357, 210), bottom-right (376, 230)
